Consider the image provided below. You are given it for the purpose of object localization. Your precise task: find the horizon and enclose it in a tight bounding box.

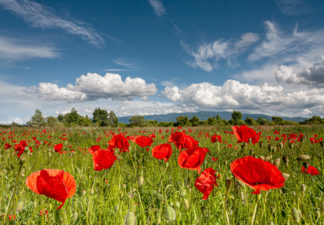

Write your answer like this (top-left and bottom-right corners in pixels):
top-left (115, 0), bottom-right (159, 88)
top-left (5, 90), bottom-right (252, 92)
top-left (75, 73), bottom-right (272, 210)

top-left (1, 0), bottom-right (324, 124)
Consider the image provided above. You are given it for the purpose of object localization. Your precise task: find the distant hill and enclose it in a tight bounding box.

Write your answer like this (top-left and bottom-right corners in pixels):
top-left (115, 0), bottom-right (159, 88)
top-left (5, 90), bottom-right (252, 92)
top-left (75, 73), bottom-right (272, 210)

top-left (118, 111), bottom-right (307, 124)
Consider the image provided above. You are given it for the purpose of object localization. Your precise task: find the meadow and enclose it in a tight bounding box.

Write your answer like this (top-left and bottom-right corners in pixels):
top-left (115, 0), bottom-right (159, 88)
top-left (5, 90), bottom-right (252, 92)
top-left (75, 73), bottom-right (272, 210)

top-left (0, 125), bottom-right (323, 225)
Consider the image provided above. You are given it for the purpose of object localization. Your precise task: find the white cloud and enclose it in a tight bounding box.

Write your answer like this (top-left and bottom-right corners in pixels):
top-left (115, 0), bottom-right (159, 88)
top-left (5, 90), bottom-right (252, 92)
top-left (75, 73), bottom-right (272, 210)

top-left (113, 58), bottom-right (135, 69)
top-left (184, 33), bottom-right (259, 72)
top-left (0, 0), bottom-right (104, 46)
top-left (34, 72), bottom-right (157, 101)
top-left (0, 117), bottom-right (22, 125)
top-left (162, 79), bottom-right (324, 116)
top-left (148, 0), bottom-right (165, 16)
top-left (0, 36), bottom-right (58, 60)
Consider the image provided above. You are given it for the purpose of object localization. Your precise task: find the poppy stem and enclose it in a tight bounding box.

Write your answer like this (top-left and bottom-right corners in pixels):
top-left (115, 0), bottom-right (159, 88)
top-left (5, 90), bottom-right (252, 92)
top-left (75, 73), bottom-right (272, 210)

top-left (2, 160), bottom-right (23, 225)
top-left (223, 185), bottom-right (231, 225)
top-left (251, 196), bottom-right (259, 225)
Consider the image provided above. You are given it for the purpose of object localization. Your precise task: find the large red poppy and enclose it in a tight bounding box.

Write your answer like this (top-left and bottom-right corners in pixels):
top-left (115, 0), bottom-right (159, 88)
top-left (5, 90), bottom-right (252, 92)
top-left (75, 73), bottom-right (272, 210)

top-left (108, 134), bottom-right (129, 152)
top-left (232, 125), bottom-right (261, 145)
top-left (92, 149), bottom-right (117, 171)
top-left (195, 167), bottom-right (219, 200)
top-left (26, 169), bottom-right (76, 209)
top-left (152, 143), bottom-right (172, 162)
top-left (230, 156), bottom-right (285, 194)
top-left (134, 135), bottom-right (153, 148)
top-left (178, 146), bottom-right (209, 173)
top-left (169, 132), bottom-right (198, 150)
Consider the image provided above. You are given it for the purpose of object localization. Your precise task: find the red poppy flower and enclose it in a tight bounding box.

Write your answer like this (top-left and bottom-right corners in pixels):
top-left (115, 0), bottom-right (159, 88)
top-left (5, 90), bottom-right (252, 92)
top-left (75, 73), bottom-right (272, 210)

top-left (54, 143), bottom-right (63, 153)
top-left (301, 165), bottom-right (320, 176)
top-left (26, 169), bottom-right (76, 209)
top-left (152, 143), bottom-right (172, 162)
top-left (4, 143), bottom-right (11, 149)
top-left (178, 146), bottom-right (209, 173)
top-left (232, 125), bottom-right (261, 145)
top-left (195, 167), bottom-right (219, 200)
top-left (89, 145), bottom-right (101, 154)
top-left (134, 135), bottom-right (153, 148)
top-left (92, 149), bottom-right (117, 171)
top-left (211, 134), bottom-right (222, 143)
top-left (169, 132), bottom-right (198, 150)
top-left (14, 140), bottom-right (27, 157)
top-left (108, 134), bottom-right (129, 152)
top-left (230, 156), bottom-right (285, 194)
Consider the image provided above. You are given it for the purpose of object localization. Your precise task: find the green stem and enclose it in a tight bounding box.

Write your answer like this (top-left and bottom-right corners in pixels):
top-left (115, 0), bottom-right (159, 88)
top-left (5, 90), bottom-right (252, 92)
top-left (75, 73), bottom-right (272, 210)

top-left (251, 196), bottom-right (260, 225)
top-left (2, 160), bottom-right (23, 225)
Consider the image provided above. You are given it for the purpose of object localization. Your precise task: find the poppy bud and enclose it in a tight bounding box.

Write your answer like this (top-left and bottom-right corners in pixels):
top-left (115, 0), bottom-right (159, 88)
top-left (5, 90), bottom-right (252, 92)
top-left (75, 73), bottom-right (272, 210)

top-left (259, 141), bottom-right (264, 148)
top-left (268, 221), bottom-right (275, 225)
top-left (260, 155), bottom-right (265, 160)
top-left (282, 156), bottom-right (288, 165)
top-left (320, 141), bottom-right (324, 148)
top-left (184, 199), bottom-right (189, 209)
top-left (274, 158), bottom-right (280, 168)
top-left (124, 212), bottom-right (136, 225)
top-left (138, 175), bottom-right (144, 186)
top-left (165, 206), bottom-right (176, 222)
top-left (20, 154), bottom-right (27, 162)
top-left (267, 144), bottom-right (272, 152)
top-left (16, 201), bottom-right (24, 212)
top-left (291, 208), bottom-right (301, 223)
top-left (282, 173), bottom-right (290, 180)
top-left (296, 155), bottom-right (311, 161)
top-left (301, 184), bottom-right (306, 193)
top-left (240, 191), bottom-right (246, 205)
top-left (279, 142), bottom-right (284, 149)
top-left (73, 212), bottom-right (79, 221)
top-left (265, 155), bottom-right (272, 161)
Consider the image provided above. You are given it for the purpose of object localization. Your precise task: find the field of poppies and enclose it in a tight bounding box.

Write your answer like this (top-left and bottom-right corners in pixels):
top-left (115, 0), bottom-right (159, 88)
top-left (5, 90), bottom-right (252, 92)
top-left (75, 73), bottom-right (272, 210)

top-left (0, 125), bottom-right (323, 224)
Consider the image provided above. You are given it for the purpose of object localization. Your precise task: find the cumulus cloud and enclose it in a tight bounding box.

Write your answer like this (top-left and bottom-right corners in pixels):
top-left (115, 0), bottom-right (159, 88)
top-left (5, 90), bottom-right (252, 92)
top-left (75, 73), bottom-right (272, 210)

top-left (148, 0), bottom-right (165, 16)
top-left (162, 80), bottom-right (324, 116)
top-left (0, 36), bottom-right (58, 60)
top-left (183, 33), bottom-right (259, 72)
top-left (0, 0), bottom-right (104, 46)
top-left (0, 117), bottom-right (22, 125)
top-left (35, 72), bottom-right (157, 101)
top-left (276, 60), bottom-right (324, 87)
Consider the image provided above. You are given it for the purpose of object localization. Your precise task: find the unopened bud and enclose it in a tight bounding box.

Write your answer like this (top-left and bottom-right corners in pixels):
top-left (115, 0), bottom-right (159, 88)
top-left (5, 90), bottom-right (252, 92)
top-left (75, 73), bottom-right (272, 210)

top-left (16, 201), bottom-right (24, 212)
top-left (138, 175), bottom-right (144, 186)
top-left (291, 208), bottom-right (301, 223)
top-left (274, 158), bottom-right (280, 168)
top-left (296, 155), bottom-right (311, 161)
top-left (301, 184), bottom-right (306, 193)
top-left (226, 178), bottom-right (232, 191)
top-left (282, 173), bottom-right (290, 180)
top-left (165, 206), bottom-right (176, 222)
top-left (282, 156), bottom-right (288, 165)
top-left (184, 199), bottom-right (189, 209)
top-left (124, 212), bottom-right (136, 225)
top-left (265, 155), bottom-right (272, 161)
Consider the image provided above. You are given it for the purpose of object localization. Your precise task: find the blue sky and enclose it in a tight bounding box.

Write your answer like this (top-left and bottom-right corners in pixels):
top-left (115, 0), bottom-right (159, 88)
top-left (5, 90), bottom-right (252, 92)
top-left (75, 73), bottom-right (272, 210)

top-left (1, 0), bottom-right (324, 124)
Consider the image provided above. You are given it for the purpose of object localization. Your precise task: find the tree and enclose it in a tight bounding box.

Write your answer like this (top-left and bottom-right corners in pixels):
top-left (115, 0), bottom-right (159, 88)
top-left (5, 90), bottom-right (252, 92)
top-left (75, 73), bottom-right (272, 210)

top-left (107, 111), bottom-right (118, 127)
top-left (57, 114), bottom-right (64, 122)
top-left (45, 116), bottom-right (64, 128)
top-left (93, 108), bottom-right (108, 124)
top-left (256, 116), bottom-right (270, 125)
top-left (190, 115), bottom-right (200, 126)
top-left (129, 115), bottom-right (146, 127)
top-left (27, 109), bottom-right (45, 127)
top-left (272, 116), bottom-right (284, 125)
top-left (304, 116), bottom-right (323, 124)
top-left (64, 108), bottom-right (80, 124)
top-left (79, 116), bottom-right (92, 126)
top-left (230, 111), bottom-right (243, 125)
top-left (175, 116), bottom-right (189, 126)
top-left (245, 116), bottom-right (257, 125)
top-left (207, 117), bottom-right (216, 125)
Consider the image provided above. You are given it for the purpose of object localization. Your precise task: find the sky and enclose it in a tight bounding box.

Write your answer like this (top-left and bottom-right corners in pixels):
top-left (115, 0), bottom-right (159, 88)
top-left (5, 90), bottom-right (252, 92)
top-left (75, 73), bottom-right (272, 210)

top-left (1, 0), bottom-right (324, 124)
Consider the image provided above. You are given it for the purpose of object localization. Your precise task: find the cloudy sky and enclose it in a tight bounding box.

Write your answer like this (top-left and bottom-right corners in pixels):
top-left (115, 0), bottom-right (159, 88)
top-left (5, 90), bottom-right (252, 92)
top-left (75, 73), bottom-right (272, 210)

top-left (1, 0), bottom-right (324, 124)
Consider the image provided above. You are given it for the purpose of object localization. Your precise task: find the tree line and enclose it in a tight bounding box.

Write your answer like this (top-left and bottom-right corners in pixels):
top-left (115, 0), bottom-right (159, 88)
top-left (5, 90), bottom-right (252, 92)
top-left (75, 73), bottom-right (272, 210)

top-left (16, 109), bottom-right (324, 128)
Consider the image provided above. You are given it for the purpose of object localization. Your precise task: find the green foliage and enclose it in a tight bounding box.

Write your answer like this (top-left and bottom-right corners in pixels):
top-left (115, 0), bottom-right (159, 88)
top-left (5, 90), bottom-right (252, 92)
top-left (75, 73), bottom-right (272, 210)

top-left (207, 117), bottom-right (216, 125)
top-left (93, 108), bottom-right (109, 124)
top-left (245, 116), bottom-right (257, 125)
top-left (45, 116), bottom-right (64, 128)
top-left (129, 115), bottom-right (146, 127)
top-left (303, 115), bottom-right (324, 124)
top-left (230, 111), bottom-right (243, 125)
top-left (175, 116), bottom-right (189, 126)
top-left (158, 121), bottom-right (174, 127)
top-left (27, 109), bottom-right (45, 127)
top-left (107, 111), bottom-right (118, 127)
top-left (190, 115), bottom-right (200, 126)
top-left (146, 120), bottom-right (159, 127)
top-left (272, 116), bottom-right (284, 125)
top-left (256, 116), bottom-right (270, 125)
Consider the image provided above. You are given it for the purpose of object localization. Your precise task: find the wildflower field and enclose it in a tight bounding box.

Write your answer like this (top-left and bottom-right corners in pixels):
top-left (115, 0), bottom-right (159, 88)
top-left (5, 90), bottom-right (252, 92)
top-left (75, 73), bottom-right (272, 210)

top-left (0, 125), bottom-right (323, 225)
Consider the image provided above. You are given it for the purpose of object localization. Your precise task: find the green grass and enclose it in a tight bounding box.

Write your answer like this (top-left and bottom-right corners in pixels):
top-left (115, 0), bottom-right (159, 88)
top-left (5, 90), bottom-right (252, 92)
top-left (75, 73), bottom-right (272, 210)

top-left (0, 126), bottom-right (323, 224)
